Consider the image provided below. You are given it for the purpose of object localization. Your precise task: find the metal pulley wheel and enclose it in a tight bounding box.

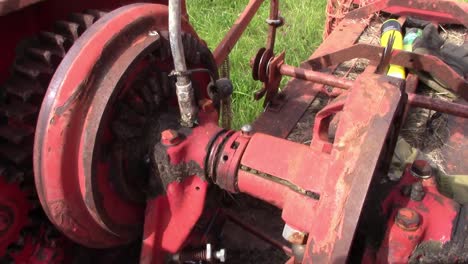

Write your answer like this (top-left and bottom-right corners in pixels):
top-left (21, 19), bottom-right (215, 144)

top-left (34, 3), bottom-right (217, 248)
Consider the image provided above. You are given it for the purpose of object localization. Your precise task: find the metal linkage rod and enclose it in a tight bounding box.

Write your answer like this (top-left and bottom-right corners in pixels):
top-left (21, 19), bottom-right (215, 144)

top-left (213, 0), bottom-right (266, 66)
top-left (407, 93), bottom-right (468, 118)
top-left (279, 64), bottom-right (354, 90)
top-left (169, 0), bottom-right (197, 127)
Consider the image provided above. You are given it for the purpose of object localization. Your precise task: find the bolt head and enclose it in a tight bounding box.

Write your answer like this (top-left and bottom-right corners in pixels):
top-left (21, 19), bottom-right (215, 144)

top-left (410, 182), bottom-right (425, 201)
top-left (241, 124), bottom-right (253, 136)
top-left (396, 208), bottom-right (421, 231)
top-left (410, 160), bottom-right (432, 179)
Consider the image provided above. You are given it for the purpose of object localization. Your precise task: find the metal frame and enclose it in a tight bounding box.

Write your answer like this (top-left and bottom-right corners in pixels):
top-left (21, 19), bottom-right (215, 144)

top-left (208, 0), bottom-right (467, 262)
top-left (30, 0), bottom-right (468, 263)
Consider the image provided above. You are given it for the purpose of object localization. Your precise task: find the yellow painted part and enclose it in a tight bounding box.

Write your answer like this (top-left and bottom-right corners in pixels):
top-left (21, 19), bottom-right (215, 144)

top-left (381, 20), bottom-right (406, 79)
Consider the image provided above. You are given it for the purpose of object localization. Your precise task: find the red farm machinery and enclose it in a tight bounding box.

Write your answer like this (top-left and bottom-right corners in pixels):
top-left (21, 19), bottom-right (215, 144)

top-left (0, 0), bottom-right (467, 263)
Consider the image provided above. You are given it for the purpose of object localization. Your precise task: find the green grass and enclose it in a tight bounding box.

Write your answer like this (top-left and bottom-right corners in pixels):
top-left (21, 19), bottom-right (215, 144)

top-left (186, 0), bottom-right (327, 129)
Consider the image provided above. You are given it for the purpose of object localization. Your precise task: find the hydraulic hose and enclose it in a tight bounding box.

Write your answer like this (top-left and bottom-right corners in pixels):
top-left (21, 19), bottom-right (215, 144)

top-left (169, 0), bottom-right (197, 127)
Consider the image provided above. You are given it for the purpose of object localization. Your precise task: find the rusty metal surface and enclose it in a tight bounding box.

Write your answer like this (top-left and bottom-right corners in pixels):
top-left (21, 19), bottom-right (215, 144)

top-left (402, 73), bottom-right (419, 121)
top-left (33, 4), bottom-right (201, 248)
top-left (253, 16), bottom-right (369, 138)
top-left (408, 93), bottom-right (468, 119)
top-left (347, 0), bottom-right (468, 27)
top-left (212, 73), bottom-right (404, 262)
top-left (307, 44), bottom-right (468, 101)
top-left (252, 51), bottom-right (284, 105)
top-left (213, 0), bottom-right (265, 67)
top-left (265, 0), bottom-right (280, 51)
top-left (21, 1), bottom-right (468, 263)
top-left (279, 64), bottom-right (353, 90)
top-left (306, 43), bottom-right (382, 70)
top-left (390, 50), bottom-right (468, 100)
top-left (306, 74), bottom-right (404, 262)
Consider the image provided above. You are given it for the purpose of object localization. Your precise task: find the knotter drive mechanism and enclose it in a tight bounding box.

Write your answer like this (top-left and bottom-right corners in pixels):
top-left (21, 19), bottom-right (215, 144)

top-left (0, 0), bottom-right (467, 263)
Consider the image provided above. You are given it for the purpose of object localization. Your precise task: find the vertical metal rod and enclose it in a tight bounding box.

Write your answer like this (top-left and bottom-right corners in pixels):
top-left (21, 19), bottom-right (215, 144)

top-left (266, 0), bottom-right (279, 51)
top-left (213, 0), bottom-right (266, 66)
top-left (169, 0), bottom-right (197, 127)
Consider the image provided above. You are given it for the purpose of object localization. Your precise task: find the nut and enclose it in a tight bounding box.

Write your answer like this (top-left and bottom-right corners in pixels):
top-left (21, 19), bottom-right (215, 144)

top-left (410, 181), bottom-right (425, 201)
top-left (410, 160), bottom-right (432, 179)
top-left (395, 208), bottom-right (421, 231)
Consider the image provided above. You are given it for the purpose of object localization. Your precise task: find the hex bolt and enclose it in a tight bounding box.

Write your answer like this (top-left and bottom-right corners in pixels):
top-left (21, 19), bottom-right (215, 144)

top-left (395, 208), bottom-right (421, 231)
top-left (410, 181), bottom-right (425, 201)
top-left (282, 224), bottom-right (308, 245)
top-left (241, 124), bottom-right (253, 136)
top-left (410, 160), bottom-right (432, 179)
top-left (161, 129), bottom-right (181, 146)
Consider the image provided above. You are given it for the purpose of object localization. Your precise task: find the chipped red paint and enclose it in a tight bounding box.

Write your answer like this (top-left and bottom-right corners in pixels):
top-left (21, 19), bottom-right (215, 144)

top-left (218, 73), bottom-right (404, 262)
top-left (33, 3), bottom-right (199, 248)
top-left (26, 0), bottom-right (467, 263)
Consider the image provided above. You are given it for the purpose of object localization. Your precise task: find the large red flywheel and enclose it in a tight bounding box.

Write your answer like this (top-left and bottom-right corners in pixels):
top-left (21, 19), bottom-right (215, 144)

top-left (33, 2), bottom-right (217, 252)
